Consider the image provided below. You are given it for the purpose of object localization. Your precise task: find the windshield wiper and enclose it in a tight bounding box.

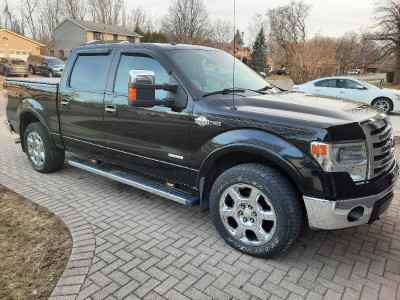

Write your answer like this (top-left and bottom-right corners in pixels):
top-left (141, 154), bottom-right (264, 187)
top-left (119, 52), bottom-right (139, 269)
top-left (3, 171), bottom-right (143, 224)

top-left (202, 88), bottom-right (246, 98)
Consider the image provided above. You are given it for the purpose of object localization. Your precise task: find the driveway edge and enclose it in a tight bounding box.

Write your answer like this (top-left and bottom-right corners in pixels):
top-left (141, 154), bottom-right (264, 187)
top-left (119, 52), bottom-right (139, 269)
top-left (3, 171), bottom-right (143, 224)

top-left (0, 178), bottom-right (95, 300)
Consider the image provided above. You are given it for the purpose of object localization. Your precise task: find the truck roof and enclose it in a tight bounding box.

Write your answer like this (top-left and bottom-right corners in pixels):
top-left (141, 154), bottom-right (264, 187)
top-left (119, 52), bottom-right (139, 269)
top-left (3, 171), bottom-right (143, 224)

top-left (73, 42), bottom-right (223, 52)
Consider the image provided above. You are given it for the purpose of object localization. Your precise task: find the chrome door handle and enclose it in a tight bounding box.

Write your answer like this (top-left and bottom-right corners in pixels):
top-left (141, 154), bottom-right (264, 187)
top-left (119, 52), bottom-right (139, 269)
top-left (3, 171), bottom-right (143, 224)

top-left (60, 98), bottom-right (70, 108)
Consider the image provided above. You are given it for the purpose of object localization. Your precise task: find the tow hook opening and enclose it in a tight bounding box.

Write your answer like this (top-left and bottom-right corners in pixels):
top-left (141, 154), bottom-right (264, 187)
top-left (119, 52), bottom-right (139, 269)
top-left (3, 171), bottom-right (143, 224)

top-left (347, 206), bottom-right (365, 222)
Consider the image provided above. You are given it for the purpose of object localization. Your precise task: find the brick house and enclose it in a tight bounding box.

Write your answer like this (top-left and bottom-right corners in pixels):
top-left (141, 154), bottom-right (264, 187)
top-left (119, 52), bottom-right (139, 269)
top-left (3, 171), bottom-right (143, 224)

top-left (0, 28), bottom-right (44, 60)
top-left (49, 18), bottom-right (142, 58)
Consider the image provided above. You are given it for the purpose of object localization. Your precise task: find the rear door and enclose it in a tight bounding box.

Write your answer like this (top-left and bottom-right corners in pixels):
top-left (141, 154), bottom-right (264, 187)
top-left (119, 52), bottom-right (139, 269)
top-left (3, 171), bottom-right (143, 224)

top-left (58, 49), bottom-right (115, 158)
top-left (312, 78), bottom-right (337, 97)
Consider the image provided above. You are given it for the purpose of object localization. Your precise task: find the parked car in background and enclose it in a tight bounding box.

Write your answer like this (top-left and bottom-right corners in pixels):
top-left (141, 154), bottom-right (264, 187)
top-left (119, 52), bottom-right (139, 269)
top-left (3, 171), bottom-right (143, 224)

top-left (293, 77), bottom-right (400, 113)
top-left (26, 55), bottom-right (66, 77)
top-left (276, 69), bottom-right (289, 76)
top-left (0, 57), bottom-right (29, 77)
top-left (347, 70), bottom-right (359, 75)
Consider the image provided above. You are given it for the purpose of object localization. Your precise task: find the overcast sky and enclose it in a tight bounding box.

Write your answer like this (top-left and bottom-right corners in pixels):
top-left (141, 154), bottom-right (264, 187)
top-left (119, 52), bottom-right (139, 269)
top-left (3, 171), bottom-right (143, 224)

top-left (127, 0), bottom-right (376, 44)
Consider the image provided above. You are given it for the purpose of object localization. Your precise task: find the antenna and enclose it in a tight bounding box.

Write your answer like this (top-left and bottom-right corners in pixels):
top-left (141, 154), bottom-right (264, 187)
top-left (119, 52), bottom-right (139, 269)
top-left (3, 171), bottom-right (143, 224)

top-left (231, 0), bottom-right (237, 110)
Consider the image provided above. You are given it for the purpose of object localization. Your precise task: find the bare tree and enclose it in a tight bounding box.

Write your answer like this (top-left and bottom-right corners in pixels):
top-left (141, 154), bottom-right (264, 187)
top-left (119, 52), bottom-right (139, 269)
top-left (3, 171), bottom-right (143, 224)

top-left (336, 32), bottom-right (359, 74)
top-left (126, 6), bottom-right (157, 31)
top-left (247, 13), bottom-right (268, 48)
top-left (88, 0), bottom-right (126, 25)
top-left (210, 18), bottom-right (233, 50)
top-left (21, 0), bottom-right (40, 40)
top-left (0, 1), bottom-right (25, 35)
top-left (369, 0), bottom-right (400, 84)
top-left (162, 0), bottom-right (212, 44)
top-left (268, 1), bottom-right (312, 83)
top-left (62, 0), bottom-right (88, 20)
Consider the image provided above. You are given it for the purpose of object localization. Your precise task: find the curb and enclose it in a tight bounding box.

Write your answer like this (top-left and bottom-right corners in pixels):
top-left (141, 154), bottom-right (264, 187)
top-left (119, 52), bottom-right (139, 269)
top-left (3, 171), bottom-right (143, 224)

top-left (0, 177), bottom-right (94, 300)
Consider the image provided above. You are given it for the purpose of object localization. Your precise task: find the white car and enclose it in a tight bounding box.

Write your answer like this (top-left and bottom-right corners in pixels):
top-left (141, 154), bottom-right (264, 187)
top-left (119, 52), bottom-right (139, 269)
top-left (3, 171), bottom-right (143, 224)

top-left (347, 70), bottom-right (359, 75)
top-left (292, 77), bottom-right (400, 113)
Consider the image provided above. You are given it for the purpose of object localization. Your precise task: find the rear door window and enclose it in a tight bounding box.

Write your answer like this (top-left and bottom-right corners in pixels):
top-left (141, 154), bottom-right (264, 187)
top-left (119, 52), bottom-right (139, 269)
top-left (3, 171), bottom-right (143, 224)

top-left (314, 79), bottom-right (337, 87)
top-left (70, 55), bottom-right (110, 91)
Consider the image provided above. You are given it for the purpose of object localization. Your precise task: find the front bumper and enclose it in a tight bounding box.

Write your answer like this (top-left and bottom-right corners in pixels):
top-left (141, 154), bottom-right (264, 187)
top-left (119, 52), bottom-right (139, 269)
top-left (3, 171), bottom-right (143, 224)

top-left (304, 164), bottom-right (398, 230)
top-left (5, 119), bottom-right (14, 133)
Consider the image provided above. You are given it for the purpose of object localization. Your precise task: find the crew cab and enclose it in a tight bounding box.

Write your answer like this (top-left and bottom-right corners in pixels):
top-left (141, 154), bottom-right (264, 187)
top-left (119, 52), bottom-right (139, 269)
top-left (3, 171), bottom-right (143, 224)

top-left (4, 43), bottom-right (399, 258)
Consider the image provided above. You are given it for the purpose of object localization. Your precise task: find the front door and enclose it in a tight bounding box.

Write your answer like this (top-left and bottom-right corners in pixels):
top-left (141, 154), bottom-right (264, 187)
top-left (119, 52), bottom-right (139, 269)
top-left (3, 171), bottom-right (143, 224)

top-left (58, 50), bottom-right (114, 158)
top-left (103, 50), bottom-right (193, 185)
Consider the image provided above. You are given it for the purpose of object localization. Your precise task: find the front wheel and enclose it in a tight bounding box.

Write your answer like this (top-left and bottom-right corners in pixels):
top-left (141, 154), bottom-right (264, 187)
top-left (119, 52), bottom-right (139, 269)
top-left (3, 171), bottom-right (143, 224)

top-left (209, 163), bottom-right (303, 258)
top-left (48, 70), bottom-right (54, 78)
top-left (23, 122), bottom-right (65, 173)
top-left (372, 97), bottom-right (393, 113)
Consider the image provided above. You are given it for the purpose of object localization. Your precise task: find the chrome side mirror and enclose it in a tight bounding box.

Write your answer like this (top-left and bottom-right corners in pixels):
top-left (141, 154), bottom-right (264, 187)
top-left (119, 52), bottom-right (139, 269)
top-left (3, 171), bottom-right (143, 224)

top-left (259, 72), bottom-right (266, 79)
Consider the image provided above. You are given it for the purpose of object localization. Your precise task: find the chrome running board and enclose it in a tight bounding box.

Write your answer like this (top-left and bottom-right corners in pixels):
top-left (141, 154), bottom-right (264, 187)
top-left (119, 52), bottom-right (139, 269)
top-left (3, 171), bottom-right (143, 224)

top-left (67, 157), bottom-right (200, 206)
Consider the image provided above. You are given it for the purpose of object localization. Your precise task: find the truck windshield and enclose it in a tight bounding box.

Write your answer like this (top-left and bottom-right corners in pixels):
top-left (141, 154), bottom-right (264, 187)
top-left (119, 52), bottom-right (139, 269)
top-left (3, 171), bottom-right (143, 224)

top-left (169, 49), bottom-right (273, 95)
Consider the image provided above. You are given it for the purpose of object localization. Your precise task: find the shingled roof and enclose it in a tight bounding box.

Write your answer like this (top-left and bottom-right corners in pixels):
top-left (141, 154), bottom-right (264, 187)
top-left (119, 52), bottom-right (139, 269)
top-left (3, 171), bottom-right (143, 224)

top-left (54, 18), bottom-right (142, 37)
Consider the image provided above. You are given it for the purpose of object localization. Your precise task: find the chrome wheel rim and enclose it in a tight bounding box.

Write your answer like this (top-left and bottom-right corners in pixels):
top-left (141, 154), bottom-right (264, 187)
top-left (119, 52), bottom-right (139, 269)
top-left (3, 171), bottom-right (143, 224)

top-left (374, 100), bottom-right (390, 112)
top-left (219, 184), bottom-right (277, 246)
top-left (27, 131), bottom-right (45, 167)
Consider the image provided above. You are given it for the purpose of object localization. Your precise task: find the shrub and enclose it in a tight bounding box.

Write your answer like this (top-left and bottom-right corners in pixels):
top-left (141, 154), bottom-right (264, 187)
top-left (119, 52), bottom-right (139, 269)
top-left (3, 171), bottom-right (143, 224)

top-left (386, 69), bottom-right (395, 83)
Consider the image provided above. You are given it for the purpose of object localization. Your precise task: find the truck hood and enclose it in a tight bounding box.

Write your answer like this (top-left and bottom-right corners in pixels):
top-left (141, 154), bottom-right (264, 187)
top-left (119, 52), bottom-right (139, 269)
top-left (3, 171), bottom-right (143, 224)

top-left (232, 91), bottom-right (381, 126)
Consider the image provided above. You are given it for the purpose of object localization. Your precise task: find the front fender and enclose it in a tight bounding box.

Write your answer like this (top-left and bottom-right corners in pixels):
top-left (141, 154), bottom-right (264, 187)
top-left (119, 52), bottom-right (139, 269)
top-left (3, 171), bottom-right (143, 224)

top-left (197, 129), bottom-right (322, 196)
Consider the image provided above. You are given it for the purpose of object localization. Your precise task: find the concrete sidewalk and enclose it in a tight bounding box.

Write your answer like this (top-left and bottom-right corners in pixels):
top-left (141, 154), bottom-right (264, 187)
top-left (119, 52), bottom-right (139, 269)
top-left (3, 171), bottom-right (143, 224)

top-left (1, 98), bottom-right (400, 300)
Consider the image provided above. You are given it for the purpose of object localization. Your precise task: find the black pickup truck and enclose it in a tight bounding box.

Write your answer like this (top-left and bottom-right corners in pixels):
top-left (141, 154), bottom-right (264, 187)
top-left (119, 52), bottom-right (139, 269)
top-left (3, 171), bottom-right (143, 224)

top-left (4, 43), bottom-right (399, 258)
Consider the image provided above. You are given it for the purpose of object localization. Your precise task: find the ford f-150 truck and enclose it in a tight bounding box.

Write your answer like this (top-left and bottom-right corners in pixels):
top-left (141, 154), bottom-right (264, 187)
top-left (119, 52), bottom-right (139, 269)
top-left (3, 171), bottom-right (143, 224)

top-left (4, 43), bottom-right (399, 258)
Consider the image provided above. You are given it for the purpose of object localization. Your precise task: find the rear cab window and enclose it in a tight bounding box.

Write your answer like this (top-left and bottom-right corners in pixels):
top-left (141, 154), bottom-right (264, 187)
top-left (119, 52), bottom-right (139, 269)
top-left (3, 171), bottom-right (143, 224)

top-left (69, 55), bottom-right (111, 91)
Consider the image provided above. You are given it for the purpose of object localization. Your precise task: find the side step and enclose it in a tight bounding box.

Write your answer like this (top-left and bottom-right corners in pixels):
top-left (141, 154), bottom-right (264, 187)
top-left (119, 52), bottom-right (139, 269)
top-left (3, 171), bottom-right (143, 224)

top-left (67, 157), bottom-right (200, 206)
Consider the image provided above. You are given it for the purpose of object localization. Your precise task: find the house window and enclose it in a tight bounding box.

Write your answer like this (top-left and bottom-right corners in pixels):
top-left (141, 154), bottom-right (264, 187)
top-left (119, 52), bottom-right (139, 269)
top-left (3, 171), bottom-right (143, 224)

top-left (59, 50), bottom-right (64, 57)
top-left (49, 50), bottom-right (54, 56)
top-left (127, 36), bottom-right (135, 43)
top-left (113, 34), bottom-right (118, 41)
top-left (93, 32), bottom-right (103, 40)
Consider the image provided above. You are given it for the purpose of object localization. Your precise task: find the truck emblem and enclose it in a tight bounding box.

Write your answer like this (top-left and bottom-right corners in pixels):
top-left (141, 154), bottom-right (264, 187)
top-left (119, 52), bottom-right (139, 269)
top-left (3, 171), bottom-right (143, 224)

top-left (168, 153), bottom-right (183, 160)
top-left (195, 116), bottom-right (221, 127)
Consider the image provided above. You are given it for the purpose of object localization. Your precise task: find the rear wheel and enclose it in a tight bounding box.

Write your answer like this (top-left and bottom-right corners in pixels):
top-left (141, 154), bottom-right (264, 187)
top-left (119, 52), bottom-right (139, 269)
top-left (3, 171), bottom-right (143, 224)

top-left (372, 97), bottom-right (393, 113)
top-left (209, 163), bottom-right (303, 258)
top-left (29, 65), bottom-right (35, 74)
top-left (23, 122), bottom-right (65, 173)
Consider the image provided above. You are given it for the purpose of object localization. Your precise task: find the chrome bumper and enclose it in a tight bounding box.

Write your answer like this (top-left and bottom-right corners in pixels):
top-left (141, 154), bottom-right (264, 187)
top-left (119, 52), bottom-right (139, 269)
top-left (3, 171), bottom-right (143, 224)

top-left (4, 120), bottom-right (14, 133)
top-left (304, 180), bottom-right (396, 230)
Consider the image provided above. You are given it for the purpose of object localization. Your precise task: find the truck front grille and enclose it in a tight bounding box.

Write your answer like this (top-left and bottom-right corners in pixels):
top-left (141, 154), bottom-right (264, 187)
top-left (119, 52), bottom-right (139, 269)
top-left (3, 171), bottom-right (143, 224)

top-left (361, 115), bottom-right (395, 180)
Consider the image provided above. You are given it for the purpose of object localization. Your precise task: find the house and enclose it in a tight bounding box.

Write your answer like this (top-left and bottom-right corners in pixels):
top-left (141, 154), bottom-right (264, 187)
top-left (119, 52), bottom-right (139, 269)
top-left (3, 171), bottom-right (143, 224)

top-left (49, 18), bottom-right (142, 58)
top-left (0, 28), bottom-right (44, 60)
top-left (227, 44), bottom-right (251, 62)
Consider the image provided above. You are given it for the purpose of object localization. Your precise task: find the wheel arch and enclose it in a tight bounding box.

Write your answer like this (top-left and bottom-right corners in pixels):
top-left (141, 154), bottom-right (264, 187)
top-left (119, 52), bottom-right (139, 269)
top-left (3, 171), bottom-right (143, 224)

top-left (198, 143), bottom-right (309, 213)
top-left (18, 106), bottom-right (54, 151)
top-left (371, 96), bottom-right (393, 112)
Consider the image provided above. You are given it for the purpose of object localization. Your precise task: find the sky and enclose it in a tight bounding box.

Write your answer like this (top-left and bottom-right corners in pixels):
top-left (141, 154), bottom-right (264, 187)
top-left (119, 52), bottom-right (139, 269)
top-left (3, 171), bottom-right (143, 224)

top-left (127, 0), bottom-right (376, 44)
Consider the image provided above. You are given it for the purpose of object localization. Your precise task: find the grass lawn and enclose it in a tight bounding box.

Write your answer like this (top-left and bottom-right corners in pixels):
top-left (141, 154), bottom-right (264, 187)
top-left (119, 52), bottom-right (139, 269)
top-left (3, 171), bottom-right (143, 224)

top-left (0, 185), bottom-right (72, 300)
top-left (267, 74), bottom-right (292, 80)
top-left (372, 82), bottom-right (400, 90)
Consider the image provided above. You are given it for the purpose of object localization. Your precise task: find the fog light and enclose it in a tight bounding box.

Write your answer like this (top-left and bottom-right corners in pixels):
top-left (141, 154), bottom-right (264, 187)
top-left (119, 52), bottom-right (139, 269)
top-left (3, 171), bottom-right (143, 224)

top-left (347, 206), bottom-right (365, 222)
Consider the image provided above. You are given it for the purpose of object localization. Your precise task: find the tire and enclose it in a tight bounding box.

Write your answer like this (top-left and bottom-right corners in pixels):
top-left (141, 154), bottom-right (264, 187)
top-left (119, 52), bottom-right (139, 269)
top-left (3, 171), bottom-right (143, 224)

top-left (23, 122), bottom-right (65, 173)
top-left (24, 74), bottom-right (29, 77)
top-left (29, 65), bottom-right (35, 74)
top-left (48, 70), bottom-right (54, 78)
top-left (209, 163), bottom-right (303, 258)
top-left (4, 69), bottom-right (9, 77)
top-left (372, 97), bottom-right (393, 113)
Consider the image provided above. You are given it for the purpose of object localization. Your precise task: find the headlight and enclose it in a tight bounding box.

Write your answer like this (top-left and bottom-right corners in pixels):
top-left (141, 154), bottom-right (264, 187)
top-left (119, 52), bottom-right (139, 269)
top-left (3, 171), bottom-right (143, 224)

top-left (311, 141), bottom-right (368, 182)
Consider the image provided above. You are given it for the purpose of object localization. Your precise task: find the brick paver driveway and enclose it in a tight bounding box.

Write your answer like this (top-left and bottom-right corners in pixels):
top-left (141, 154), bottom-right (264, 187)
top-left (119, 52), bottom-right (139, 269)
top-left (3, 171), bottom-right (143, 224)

top-left (1, 100), bottom-right (400, 300)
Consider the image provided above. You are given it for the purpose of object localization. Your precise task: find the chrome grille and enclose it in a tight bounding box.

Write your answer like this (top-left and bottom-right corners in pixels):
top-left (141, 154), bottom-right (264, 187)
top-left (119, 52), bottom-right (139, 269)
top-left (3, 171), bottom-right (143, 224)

top-left (361, 115), bottom-right (395, 180)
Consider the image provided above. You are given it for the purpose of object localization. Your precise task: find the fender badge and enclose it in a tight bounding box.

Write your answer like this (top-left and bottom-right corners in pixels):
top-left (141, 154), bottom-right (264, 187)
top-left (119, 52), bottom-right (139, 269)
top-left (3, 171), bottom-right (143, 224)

top-left (195, 116), bottom-right (222, 127)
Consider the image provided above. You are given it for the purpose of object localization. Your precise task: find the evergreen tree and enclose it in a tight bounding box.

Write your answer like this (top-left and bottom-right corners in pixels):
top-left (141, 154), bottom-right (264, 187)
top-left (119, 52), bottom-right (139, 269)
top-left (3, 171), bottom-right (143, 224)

top-left (249, 27), bottom-right (268, 73)
top-left (233, 29), bottom-right (243, 45)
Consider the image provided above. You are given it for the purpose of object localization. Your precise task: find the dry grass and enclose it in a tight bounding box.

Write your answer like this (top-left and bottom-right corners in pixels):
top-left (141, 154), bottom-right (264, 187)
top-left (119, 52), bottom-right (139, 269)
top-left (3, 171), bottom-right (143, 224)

top-left (372, 82), bottom-right (400, 90)
top-left (0, 185), bottom-right (72, 300)
top-left (267, 74), bottom-right (292, 81)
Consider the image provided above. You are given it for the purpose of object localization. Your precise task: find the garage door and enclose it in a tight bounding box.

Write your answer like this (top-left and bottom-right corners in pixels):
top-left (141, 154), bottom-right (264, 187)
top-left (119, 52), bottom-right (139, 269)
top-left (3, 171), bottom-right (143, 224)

top-left (9, 50), bottom-right (34, 61)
